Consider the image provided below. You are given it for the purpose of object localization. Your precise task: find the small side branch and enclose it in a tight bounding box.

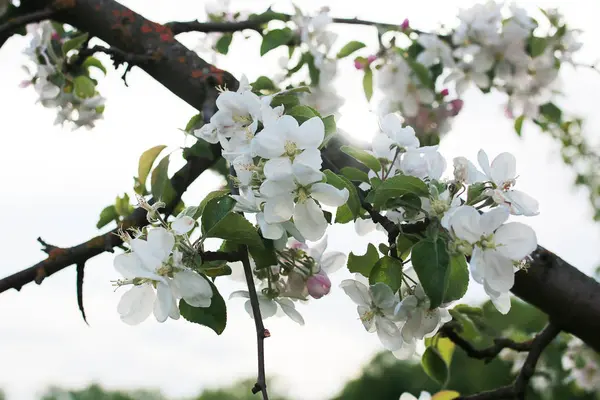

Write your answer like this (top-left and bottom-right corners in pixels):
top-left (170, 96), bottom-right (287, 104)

top-left (200, 251), bottom-right (241, 262)
top-left (440, 325), bottom-right (533, 363)
top-left (456, 323), bottom-right (561, 400)
top-left (239, 248), bottom-right (269, 400)
top-left (0, 8), bottom-right (56, 37)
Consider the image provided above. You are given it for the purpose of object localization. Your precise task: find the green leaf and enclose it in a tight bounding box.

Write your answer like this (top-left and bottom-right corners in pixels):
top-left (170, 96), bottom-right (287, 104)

top-left (369, 256), bottom-right (403, 292)
top-left (340, 167), bottom-right (369, 183)
top-left (448, 309), bottom-right (480, 342)
top-left (81, 56), bottom-right (107, 75)
top-left (337, 40), bottom-right (366, 58)
top-left (179, 280), bottom-right (227, 334)
top-left (335, 205), bottom-right (354, 224)
top-left (270, 93), bottom-right (300, 110)
top-left (205, 212), bottom-right (263, 247)
top-left (411, 237), bottom-right (450, 309)
top-left (529, 36), bottom-right (548, 57)
top-left (198, 189), bottom-right (231, 217)
top-left (249, 239), bottom-right (278, 270)
top-left (422, 347), bottom-right (449, 385)
top-left (96, 205), bottom-right (118, 229)
top-left (363, 68), bottom-right (373, 101)
top-left (396, 234), bottom-right (418, 260)
top-left (215, 33), bottom-right (233, 54)
top-left (466, 182), bottom-right (487, 205)
top-left (184, 113), bottom-right (204, 133)
top-left (115, 193), bottom-right (132, 216)
top-left (322, 115), bottom-right (337, 147)
top-left (431, 391), bottom-right (460, 400)
top-left (407, 58), bottom-right (433, 89)
top-left (183, 139), bottom-right (214, 161)
top-left (323, 170), bottom-right (360, 220)
top-left (252, 76), bottom-right (277, 92)
top-left (62, 33), bottom-right (89, 55)
top-left (540, 102), bottom-right (562, 123)
top-left (260, 28), bottom-right (294, 56)
top-left (347, 243), bottom-right (380, 277)
top-left (443, 254), bottom-right (469, 304)
top-left (201, 196), bottom-right (235, 233)
top-left (307, 53), bottom-right (320, 85)
top-left (73, 75), bottom-right (96, 98)
top-left (287, 105), bottom-right (320, 124)
top-left (372, 175), bottom-right (429, 210)
top-left (341, 145), bottom-right (381, 172)
top-left (514, 115), bottom-right (525, 136)
top-left (150, 154), bottom-right (171, 201)
top-left (138, 145), bottom-right (167, 191)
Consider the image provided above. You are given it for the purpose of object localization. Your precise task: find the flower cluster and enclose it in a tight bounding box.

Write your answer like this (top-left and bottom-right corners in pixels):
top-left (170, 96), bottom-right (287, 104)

top-left (561, 337), bottom-right (600, 391)
top-left (195, 76), bottom-right (349, 242)
top-left (112, 197), bottom-right (213, 325)
top-left (341, 112), bottom-right (538, 357)
top-left (21, 22), bottom-right (105, 129)
top-left (230, 236), bottom-right (346, 324)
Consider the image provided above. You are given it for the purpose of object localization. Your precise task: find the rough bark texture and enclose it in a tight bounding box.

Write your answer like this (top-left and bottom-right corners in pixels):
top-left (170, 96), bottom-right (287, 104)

top-left (7, 0), bottom-right (600, 351)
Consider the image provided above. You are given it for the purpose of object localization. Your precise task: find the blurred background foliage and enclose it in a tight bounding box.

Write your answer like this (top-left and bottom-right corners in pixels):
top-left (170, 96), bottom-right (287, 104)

top-left (28, 300), bottom-right (599, 400)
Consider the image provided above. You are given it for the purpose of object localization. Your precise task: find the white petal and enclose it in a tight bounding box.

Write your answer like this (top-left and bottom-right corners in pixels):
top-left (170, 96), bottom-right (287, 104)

top-left (260, 178), bottom-right (296, 198)
top-left (294, 147), bottom-right (323, 171)
top-left (264, 157), bottom-right (293, 181)
top-left (480, 205), bottom-right (509, 235)
top-left (310, 183), bottom-right (349, 207)
top-left (504, 190), bottom-right (539, 216)
top-left (251, 125), bottom-right (285, 158)
top-left (495, 222), bottom-right (537, 260)
top-left (229, 290), bottom-right (250, 299)
top-left (293, 117), bottom-right (325, 149)
top-left (375, 316), bottom-right (404, 350)
top-left (257, 213), bottom-right (286, 240)
top-left (320, 251), bottom-right (347, 274)
top-left (308, 235), bottom-right (328, 261)
top-left (173, 270), bottom-right (213, 307)
top-left (469, 247), bottom-right (486, 284)
top-left (117, 284), bottom-right (155, 325)
top-left (393, 339), bottom-right (417, 360)
top-left (477, 149), bottom-right (492, 179)
top-left (171, 216), bottom-right (195, 235)
top-left (380, 113), bottom-right (403, 135)
top-left (129, 238), bottom-right (163, 272)
top-left (245, 296), bottom-right (278, 319)
top-left (292, 163), bottom-right (324, 186)
top-left (449, 205), bottom-right (482, 243)
top-left (339, 279), bottom-right (371, 307)
top-left (146, 228), bottom-right (175, 262)
top-left (114, 253), bottom-right (160, 280)
top-left (275, 298), bottom-right (305, 325)
top-left (264, 195), bottom-right (295, 223)
top-left (370, 282), bottom-right (396, 310)
top-left (293, 198), bottom-right (327, 241)
top-left (153, 281), bottom-right (174, 323)
top-left (484, 282), bottom-right (512, 315)
top-left (482, 251), bottom-right (515, 292)
top-left (490, 152), bottom-right (517, 185)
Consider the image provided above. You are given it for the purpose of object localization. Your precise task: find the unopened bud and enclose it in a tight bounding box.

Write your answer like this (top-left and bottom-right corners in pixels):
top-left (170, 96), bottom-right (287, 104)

top-left (448, 99), bottom-right (464, 116)
top-left (307, 272), bottom-right (331, 299)
top-left (440, 88), bottom-right (449, 97)
top-left (400, 19), bottom-right (410, 30)
top-left (354, 59), bottom-right (364, 70)
top-left (367, 55), bottom-right (377, 64)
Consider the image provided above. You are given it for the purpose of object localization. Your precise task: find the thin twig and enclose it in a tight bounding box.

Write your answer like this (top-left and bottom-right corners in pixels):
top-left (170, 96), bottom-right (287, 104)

top-left (456, 323), bottom-right (561, 400)
top-left (0, 8), bottom-right (55, 37)
top-left (440, 325), bottom-right (533, 363)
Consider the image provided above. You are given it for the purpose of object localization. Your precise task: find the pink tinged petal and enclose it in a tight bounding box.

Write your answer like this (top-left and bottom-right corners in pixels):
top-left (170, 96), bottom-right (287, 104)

top-left (482, 250), bottom-right (515, 292)
top-left (264, 195), bottom-right (295, 223)
top-left (173, 270), bottom-right (213, 307)
top-left (495, 222), bottom-right (537, 260)
top-left (293, 117), bottom-right (325, 149)
top-left (114, 253), bottom-right (160, 280)
top-left (310, 183), bottom-right (349, 207)
top-left (293, 198), bottom-right (327, 241)
top-left (172, 216), bottom-right (195, 235)
top-left (375, 316), bottom-right (404, 350)
top-left (484, 281), bottom-right (511, 315)
top-left (257, 213), bottom-right (285, 240)
top-left (118, 284), bottom-right (155, 325)
top-left (320, 251), bottom-right (346, 274)
top-left (477, 149), bottom-right (492, 179)
top-left (340, 279), bottom-right (371, 307)
top-left (263, 157), bottom-right (293, 181)
top-left (450, 205), bottom-right (482, 243)
top-left (294, 147), bottom-right (323, 171)
top-left (292, 162), bottom-right (323, 186)
top-left (275, 298), bottom-right (305, 325)
top-left (153, 281), bottom-right (175, 323)
top-left (480, 205), bottom-right (510, 235)
top-left (307, 273), bottom-right (331, 299)
top-left (146, 228), bottom-right (175, 262)
top-left (504, 190), bottom-right (539, 216)
top-left (260, 178), bottom-right (296, 198)
top-left (490, 152), bottom-right (517, 186)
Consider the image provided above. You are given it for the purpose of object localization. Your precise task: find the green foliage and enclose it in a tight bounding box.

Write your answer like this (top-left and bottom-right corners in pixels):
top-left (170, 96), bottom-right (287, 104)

top-left (443, 254), bottom-right (469, 304)
top-left (184, 113), bottom-right (204, 133)
top-left (137, 145), bottom-right (167, 194)
top-left (363, 68), bottom-right (373, 101)
top-left (369, 256), bottom-right (403, 293)
top-left (201, 196), bottom-right (263, 247)
top-left (260, 28), bottom-right (294, 55)
top-left (322, 115), bottom-right (337, 147)
top-left (287, 105), bottom-right (320, 123)
top-left (514, 115), bottom-right (525, 136)
top-left (252, 76), bottom-right (278, 92)
top-left (341, 145), bottom-right (382, 172)
top-left (371, 175), bottom-right (429, 210)
top-left (324, 170), bottom-right (361, 222)
top-left (422, 347), bottom-right (449, 385)
top-left (337, 41), bottom-right (366, 58)
top-left (340, 167), bottom-right (369, 183)
top-left (215, 33), bottom-right (233, 54)
top-left (73, 75), bottom-right (96, 98)
top-left (179, 280), bottom-right (227, 334)
top-left (411, 237), bottom-right (450, 309)
top-left (150, 155), bottom-right (173, 201)
top-left (198, 189), bottom-right (231, 217)
top-left (96, 205), bottom-right (118, 229)
top-left (81, 56), bottom-right (107, 75)
top-left (62, 33), bottom-right (89, 55)
top-left (347, 243), bottom-right (380, 276)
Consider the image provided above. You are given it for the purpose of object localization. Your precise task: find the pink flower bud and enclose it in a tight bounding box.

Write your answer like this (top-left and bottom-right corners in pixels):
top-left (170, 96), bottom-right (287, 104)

top-left (307, 273), bottom-right (331, 299)
top-left (401, 18), bottom-right (410, 30)
top-left (440, 88), bottom-right (449, 97)
top-left (448, 99), bottom-right (464, 116)
top-left (51, 32), bottom-right (60, 41)
top-left (354, 59), bottom-right (364, 70)
top-left (367, 55), bottom-right (377, 64)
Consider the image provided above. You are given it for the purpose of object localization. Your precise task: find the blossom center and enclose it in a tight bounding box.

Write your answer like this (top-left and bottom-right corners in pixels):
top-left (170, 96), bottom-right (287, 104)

top-left (284, 140), bottom-right (298, 157)
top-left (431, 199), bottom-right (449, 216)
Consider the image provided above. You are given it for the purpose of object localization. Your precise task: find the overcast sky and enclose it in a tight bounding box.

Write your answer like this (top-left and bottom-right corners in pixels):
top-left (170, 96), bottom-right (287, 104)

top-left (1, 0), bottom-right (599, 399)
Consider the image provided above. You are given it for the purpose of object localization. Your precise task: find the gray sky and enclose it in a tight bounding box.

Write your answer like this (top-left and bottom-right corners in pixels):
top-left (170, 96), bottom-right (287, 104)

top-left (1, 0), bottom-right (599, 399)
